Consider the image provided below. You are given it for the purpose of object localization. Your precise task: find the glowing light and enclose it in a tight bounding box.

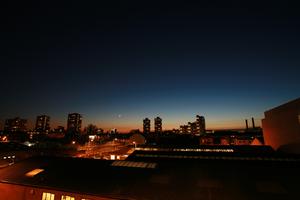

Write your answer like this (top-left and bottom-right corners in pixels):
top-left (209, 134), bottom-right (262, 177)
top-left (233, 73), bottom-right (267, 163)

top-left (2, 136), bottom-right (7, 141)
top-left (61, 195), bottom-right (75, 200)
top-left (25, 169), bottom-right (44, 177)
top-left (42, 192), bottom-right (55, 200)
top-left (110, 155), bottom-right (116, 160)
top-left (135, 147), bottom-right (234, 153)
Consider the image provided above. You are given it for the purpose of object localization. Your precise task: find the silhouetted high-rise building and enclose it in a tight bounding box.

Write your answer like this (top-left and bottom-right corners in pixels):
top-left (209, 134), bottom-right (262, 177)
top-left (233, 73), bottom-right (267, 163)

top-left (67, 113), bottom-right (82, 133)
top-left (35, 115), bottom-right (50, 134)
top-left (154, 117), bottom-right (162, 133)
top-left (196, 115), bottom-right (206, 135)
top-left (143, 118), bottom-right (151, 134)
top-left (4, 117), bottom-right (27, 132)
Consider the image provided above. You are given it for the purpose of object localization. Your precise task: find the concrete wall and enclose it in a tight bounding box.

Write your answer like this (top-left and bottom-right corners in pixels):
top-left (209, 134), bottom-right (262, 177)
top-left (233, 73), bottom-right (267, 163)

top-left (262, 98), bottom-right (300, 151)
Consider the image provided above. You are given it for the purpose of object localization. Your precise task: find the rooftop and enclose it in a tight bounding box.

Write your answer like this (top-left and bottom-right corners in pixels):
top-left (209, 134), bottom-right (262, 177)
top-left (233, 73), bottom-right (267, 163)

top-left (1, 154), bottom-right (300, 199)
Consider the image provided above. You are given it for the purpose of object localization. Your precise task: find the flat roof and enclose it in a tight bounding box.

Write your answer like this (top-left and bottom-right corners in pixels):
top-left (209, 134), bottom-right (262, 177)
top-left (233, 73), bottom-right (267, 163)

top-left (265, 97), bottom-right (300, 115)
top-left (1, 155), bottom-right (300, 199)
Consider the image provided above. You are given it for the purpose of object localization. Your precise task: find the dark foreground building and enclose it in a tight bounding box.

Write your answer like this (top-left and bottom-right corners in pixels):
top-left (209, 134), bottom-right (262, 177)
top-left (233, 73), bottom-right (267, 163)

top-left (1, 152), bottom-right (300, 200)
top-left (262, 98), bottom-right (300, 153)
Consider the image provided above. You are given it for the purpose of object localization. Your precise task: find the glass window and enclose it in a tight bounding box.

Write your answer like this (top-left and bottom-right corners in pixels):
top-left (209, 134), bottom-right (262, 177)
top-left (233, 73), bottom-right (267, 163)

top-left (61, 195), bottom-right (75, 200)
top-left (42, 193), bottom-right (55, 200)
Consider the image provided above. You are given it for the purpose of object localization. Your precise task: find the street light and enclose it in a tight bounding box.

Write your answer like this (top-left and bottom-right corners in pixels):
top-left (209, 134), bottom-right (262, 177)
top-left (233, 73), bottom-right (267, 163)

top-left (133, 141), bottom-right (136, 149)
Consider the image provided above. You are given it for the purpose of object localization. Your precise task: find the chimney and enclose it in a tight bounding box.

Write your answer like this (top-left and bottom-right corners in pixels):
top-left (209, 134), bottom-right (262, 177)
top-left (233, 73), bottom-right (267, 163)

top-left (245, 119), bottom-right (249, 130)
top-left (252, 117), bottom-right (255, 129)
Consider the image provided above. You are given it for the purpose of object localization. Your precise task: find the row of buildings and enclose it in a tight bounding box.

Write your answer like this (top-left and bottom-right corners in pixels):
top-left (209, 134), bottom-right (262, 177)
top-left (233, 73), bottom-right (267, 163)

top-left (142, 115), bottom-right (206, 135)
top-left (179, 115), bottom-right (206, 135)
top-left (3, 114), bottom-right (205, 136)
top-left (3, 113), bottom-right (83, 134)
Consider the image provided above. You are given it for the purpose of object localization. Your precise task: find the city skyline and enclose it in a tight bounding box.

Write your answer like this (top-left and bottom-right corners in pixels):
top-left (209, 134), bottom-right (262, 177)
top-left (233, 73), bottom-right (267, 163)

top-left (1, 111), bottom-right (264, 133)
top-left (1, 2), bottom-right (300, 199)
top-left (1, 1), bottom-right (299, 132)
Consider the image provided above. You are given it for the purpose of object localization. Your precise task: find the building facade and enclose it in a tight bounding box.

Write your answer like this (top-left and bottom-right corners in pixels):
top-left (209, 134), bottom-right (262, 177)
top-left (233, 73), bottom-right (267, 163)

top-left (179, 125), bottom-right (189, 134)
top-left (0, 182), bottom-right (112, 200)
top-left (35, 115), bottom-right (50, 134)
top-left (196, 115), bottom-right (206, 135)
top-left (179, 115), bottom-right (206, 135)
top-left (262, 98), bottom-right (300, 152)
top-left (143, 118), bottom-right (151, 134)
top-left (154, 117), bottom-right (162, 133)
top-left (67, 113), bottom-right (82, 133)
top-left (188, 122), bottom-right (197, 135)
top-left (4, 117), bottom-right (27, 132)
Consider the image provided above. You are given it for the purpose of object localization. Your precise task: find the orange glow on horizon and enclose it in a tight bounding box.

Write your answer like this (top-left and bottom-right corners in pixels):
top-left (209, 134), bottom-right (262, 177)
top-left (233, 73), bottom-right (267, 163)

top-left (31, 117), bottom-right (262, 133)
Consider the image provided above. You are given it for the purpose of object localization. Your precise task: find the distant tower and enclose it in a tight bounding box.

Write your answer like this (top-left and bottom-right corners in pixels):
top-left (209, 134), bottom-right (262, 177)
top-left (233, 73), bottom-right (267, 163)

top-left (67, 113), bottom-right (82, 133)
top-left (154, 117), bottom-right (162, 133)
top-left (196, 115), bottom-right (206, 135)
top-left (35, 115), bottom-right (50, 134)
top-left (245, 119), bottom-right (249, 130)
top-left (252, 117), bottom-right (256, 129)
top-left (143, 118), bottom-right (151, 134)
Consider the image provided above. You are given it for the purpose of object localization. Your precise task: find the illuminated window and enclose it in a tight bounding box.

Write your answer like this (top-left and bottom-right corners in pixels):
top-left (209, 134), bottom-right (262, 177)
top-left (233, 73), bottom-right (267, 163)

top-left (42, 193), bottom-right (55, 200)
top-left (61, 195), bottom-right (75, 200)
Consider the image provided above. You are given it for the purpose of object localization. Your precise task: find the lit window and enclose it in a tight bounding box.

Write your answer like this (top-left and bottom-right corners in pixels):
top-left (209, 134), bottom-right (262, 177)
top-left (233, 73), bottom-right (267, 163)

top-left (61, 195), bottom-right (75, 200)
top-left (42, 192), bottom-right (55, 200)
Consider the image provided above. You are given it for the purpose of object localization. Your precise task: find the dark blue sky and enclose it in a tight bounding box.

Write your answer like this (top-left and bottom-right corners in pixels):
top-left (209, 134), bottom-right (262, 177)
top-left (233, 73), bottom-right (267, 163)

top-left (1, 1), bottom-right (300, 131)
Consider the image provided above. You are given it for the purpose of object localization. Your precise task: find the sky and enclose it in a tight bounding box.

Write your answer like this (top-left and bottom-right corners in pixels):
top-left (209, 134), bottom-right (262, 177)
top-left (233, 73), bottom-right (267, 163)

top-left (1, 1), bottom-right (300, 132)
